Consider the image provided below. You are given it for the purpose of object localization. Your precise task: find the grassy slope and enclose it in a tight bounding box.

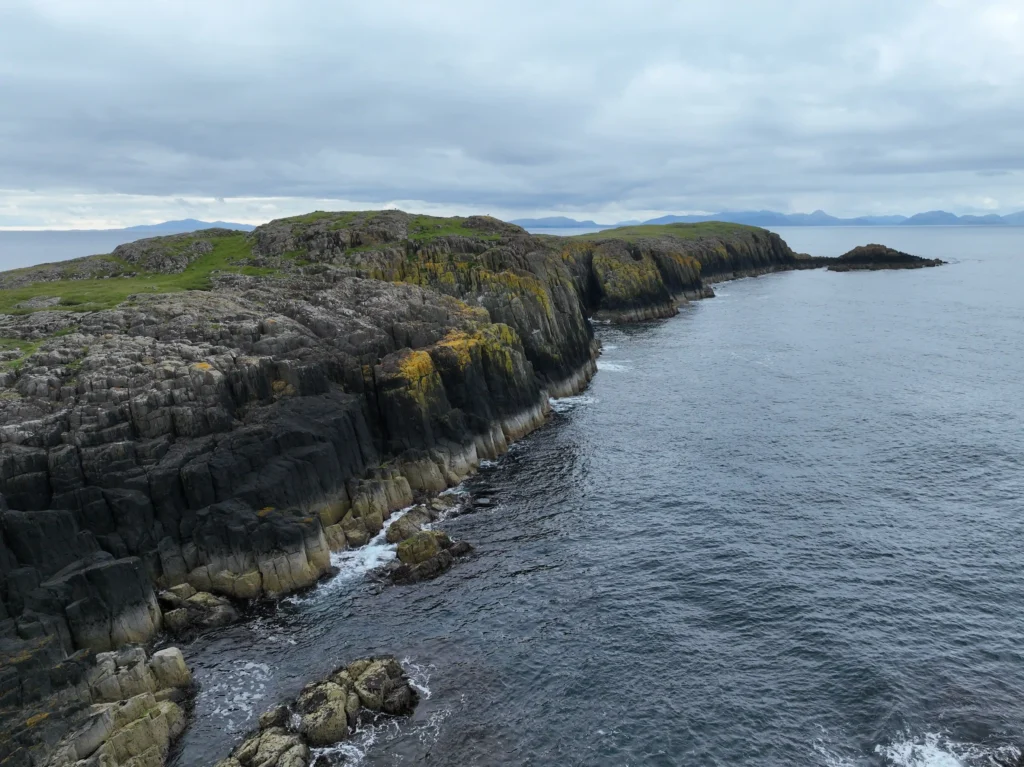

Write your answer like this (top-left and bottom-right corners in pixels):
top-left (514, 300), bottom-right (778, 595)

top-left (0, 231), bottom-right (266, 314)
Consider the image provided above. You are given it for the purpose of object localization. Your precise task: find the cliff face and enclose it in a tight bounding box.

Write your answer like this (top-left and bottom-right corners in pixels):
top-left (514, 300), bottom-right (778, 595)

top-left (0, 212), bottom-right (797, 672)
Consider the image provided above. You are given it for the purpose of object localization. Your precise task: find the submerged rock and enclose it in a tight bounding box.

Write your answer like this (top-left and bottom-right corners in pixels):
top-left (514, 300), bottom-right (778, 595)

top-left (216, 655), bottom-right (418, 766)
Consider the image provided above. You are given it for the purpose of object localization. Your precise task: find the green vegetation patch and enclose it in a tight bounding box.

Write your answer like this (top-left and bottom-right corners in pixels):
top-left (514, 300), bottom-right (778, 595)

top-left (572, 221), bottom-right (763, 243)
top-left (408, 215), bottom-right (502, 243)
top-left (0, 338), bottom-right (42, 370)
top-left (0, 232), bottom-right (265, 314)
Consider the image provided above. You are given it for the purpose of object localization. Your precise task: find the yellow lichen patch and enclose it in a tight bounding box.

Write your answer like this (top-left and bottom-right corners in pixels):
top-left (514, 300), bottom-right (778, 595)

top-left (395, 348), bottom-right (443, 407)
top-left (593, 251), bottom-right (664, 304)
top-left (257, 507), bottom-right (275, 517)
top-left (192, 361), bottom-right (212, 370)
top-left (477, 269), bottom-right (553, 317)
top-left (397, 349), bottom-right (435, 382)
top-left (25, 712), bottom-right (49, 727)
top-left (559, 241), bottom-right (594, 264)
top-left (271, 379), bottom-right (296, 396)
top-left (435, 331), bottom-right (475, 368)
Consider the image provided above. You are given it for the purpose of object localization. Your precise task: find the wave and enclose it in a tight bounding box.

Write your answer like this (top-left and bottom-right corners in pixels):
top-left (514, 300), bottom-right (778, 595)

top-left (596, 360), bottom-right (631, 372)
top-left (200, 660), bottom-right (272, 733)
top-left (875, 732), bottom-right (1019, 767)
top-left (281, 508), bottom-right (414, 606)
top-left (549, 394), bottom-right (598, 412)
top-left (308, 658), bottom-right (454, 766)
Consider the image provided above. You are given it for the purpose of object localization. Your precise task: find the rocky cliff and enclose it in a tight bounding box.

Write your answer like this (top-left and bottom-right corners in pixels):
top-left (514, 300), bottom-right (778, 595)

top-left (0, 212), bottom-right (801, 746)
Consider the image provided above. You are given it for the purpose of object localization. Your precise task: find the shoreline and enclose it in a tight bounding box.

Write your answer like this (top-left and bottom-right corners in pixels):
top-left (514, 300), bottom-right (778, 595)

top-left (1, 212), bottom-right (935, 766)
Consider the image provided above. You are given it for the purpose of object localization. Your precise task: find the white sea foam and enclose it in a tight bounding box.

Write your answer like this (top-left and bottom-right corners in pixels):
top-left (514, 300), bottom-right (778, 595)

top-left (282, 508), bottom-right (413, 606)
top-left (602, 344), bottom-right (618, 351)
top-left (874, 732), bottom-right (1014, 767)
top-left (401, 656), bottom-right (434, 700)
top-left (329, 507), bottom-right (409, 575)
top-left (596, 360), bottom-right (631, 372)
top-left (548, 394), bottom-right (598, 413)
top-left (202, 660), bottom-right (271, 733)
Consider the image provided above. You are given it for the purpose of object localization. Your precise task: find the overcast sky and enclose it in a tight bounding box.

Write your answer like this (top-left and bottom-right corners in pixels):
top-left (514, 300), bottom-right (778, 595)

top-left (1, 0), bottom-right (1023, 228)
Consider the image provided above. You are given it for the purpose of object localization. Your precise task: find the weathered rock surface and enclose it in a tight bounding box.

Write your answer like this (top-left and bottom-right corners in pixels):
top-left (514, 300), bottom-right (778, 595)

top-left (0, 212), bottom-right (800, 671)
top-left (0, 641), bottom-right (193, 766)
top-left (157, 583), bottom-right (240, 637)
top-left (215, 655), bottom-right (417, 766)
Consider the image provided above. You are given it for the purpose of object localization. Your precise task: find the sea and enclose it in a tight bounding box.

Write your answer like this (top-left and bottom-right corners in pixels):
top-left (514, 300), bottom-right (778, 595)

top-left (4, 226), bottom-right (1023, 766)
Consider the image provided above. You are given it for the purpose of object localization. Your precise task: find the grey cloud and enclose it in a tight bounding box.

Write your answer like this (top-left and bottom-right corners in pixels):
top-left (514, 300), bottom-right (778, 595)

top-left (1, 0), bottom-right (1023, 220)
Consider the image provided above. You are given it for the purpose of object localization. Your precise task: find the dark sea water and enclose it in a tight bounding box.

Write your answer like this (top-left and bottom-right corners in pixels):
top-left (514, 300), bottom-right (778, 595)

top-left (168, 227), bottom-right (1024, 767)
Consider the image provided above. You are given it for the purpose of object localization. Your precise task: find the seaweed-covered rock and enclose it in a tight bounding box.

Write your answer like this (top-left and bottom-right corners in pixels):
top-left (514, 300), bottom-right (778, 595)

top-left (396, 530), bottom-right (449, 566)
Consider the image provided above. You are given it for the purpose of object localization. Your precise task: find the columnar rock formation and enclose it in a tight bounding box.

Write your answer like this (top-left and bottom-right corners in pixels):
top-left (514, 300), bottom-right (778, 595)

top-left (0, 641), bottom-right (193, 766)
top-left (0, 213), bottom-right (802, 669)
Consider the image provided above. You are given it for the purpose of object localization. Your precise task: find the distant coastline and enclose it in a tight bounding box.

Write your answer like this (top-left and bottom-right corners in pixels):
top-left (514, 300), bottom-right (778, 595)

top-left (512, 209), bottom-right (1024, 231)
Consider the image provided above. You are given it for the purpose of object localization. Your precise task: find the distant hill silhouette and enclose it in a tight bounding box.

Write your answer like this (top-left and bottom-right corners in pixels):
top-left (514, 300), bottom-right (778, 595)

top-left (513, 209), bottom-right (1024, 230)
top-left (509, 216), bottom-right (605, 228)
top-left (123, 218), bottom-right (254, 233)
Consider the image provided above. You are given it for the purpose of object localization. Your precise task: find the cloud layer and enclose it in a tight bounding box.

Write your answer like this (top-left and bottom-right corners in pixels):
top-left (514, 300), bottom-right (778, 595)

top-left (2, 0), bottom-right (1023, 227)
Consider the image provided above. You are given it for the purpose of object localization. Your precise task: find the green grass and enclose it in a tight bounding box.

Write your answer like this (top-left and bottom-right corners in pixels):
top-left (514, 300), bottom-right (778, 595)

top-left (0, 338), bottom-right (42, 370)
top-left (277, 210), bottom-right (365, 230)
top-left (0, 232), bottom-right (265, 314)
top-left (407, 215), bottom-right (502, 242)
top-left (571, 221), bottom-right (763, 242)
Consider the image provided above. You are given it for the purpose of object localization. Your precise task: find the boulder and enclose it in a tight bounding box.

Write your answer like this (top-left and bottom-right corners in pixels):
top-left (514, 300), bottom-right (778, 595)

top-left (396, 530), bottom-right (451, 566)
top-left (384, 507), bottom-right (431, 544)
top-left (295, 681), bottom-right (350, 746)
top-left (149, 647), bottom-right (192, 689)
top-left (218, 654), bottom-right (419, 764)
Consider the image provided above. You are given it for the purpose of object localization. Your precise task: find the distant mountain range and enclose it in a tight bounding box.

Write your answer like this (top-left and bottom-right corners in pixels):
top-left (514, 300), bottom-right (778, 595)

top-left (512, 210), bottom-right (1024, 230)
top-left (123, 218), bottom-right (255, 233)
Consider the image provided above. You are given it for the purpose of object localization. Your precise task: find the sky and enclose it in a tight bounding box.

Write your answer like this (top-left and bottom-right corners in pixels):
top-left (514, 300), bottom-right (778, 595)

top-left (1, 0), bottom-right (1023, 229)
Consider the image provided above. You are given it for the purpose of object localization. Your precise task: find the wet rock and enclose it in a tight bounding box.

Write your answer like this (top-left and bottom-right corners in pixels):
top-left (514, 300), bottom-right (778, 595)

top-left (384, 506), bottom-right (431, 544)
top-left (158, 588), bottom-right (240, 636)
top-left (389, 534), bottom-right (472, 585)
top-left (396, 530), bottom-right (450, 566)
top-left (295, 681), bottom-right (350, 746)
top-left (218, 654), bottom-right (418, 764)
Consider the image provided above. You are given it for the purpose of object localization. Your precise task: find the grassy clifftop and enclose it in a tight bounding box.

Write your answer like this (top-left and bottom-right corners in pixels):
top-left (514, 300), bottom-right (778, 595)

top-left (0, 212), bottom-right (795, 323)
top-left (0, 230), bottom-right (263, 314)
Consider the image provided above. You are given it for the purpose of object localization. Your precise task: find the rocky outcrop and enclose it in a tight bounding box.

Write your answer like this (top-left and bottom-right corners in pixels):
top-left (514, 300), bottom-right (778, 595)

top-left (0, 212), bottom-right (804, 672)
top-left (388, 529), bottom-right (472, 584)
top-left (827, 244), bottom-right (944, 271)
top-left (157, 583), bottom-right (240, 637)
top-left (214, 655), bottom-right (417, 767)
top-left (0, 640), bottom-right (193, 766)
